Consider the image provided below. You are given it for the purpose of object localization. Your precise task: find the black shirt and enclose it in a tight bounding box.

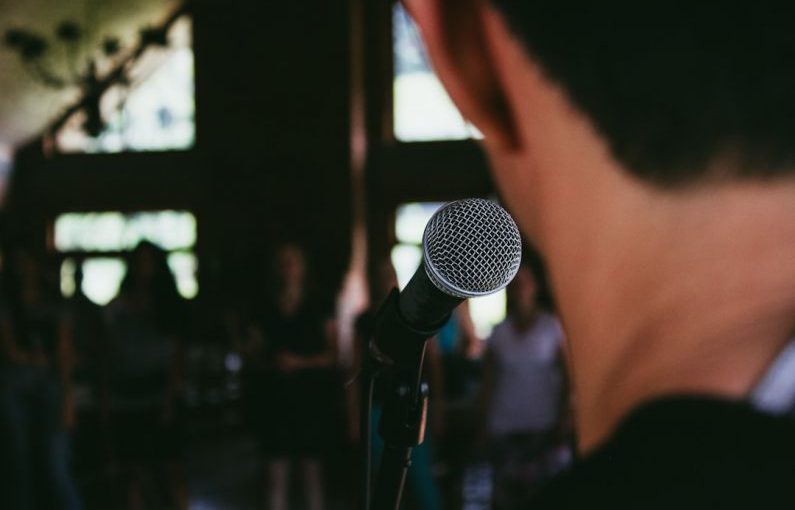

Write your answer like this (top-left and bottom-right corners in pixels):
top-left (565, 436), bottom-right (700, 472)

top-left (529, 397), bottom-right (795, 509)
top-left (259, 300), bottom-right (330, 361)
top-left (4, 300), bottom-right (63, 361)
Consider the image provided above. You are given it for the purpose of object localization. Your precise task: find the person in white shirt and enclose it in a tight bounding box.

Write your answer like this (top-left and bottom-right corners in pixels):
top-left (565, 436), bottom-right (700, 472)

top-left (479, 262), bottom-right (570, 508)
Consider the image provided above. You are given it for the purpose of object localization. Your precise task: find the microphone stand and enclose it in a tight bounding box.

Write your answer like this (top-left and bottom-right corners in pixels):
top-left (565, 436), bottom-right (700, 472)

top-left (371, 361), bottom-right (429, 510)
top-left (366, 289), bottom-right (449, 510)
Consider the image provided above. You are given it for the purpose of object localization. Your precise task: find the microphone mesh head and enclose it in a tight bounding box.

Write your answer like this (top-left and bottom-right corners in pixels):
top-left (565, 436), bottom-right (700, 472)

top-left (422, 198), bottom-right (522, 298)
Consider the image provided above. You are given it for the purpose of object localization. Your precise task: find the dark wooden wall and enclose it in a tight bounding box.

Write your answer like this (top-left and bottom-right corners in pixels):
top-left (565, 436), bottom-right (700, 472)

top-left (192, 0), bottom-right (353, 303)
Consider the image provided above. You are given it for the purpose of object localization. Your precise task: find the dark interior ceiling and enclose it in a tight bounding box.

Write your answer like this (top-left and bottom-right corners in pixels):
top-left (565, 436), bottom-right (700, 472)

top-left (0, 0), bottom-right (179, 153)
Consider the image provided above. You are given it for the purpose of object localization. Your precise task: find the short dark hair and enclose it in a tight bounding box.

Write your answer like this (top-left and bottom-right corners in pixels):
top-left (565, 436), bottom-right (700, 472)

top-left (492, 2), bottom-right (795, 187)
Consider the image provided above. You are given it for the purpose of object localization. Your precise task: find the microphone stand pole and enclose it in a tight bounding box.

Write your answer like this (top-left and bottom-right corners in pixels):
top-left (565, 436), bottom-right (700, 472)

top-left (367, 289), bottom-right (448, 510)
top-left (371, 361), bottom-right (429, 510)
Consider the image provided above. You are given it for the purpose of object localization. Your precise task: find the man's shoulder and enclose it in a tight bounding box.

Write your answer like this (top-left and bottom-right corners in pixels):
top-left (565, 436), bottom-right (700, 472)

top-left (529, 396), bottom-right (795, 509)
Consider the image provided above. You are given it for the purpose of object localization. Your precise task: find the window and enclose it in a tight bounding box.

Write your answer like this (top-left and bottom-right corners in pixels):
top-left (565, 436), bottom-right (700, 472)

top-left (54, 210), bottom-right (197, 305)
top-left (392, 3), bottom-right (482, 142)
top-left (60, 257), bottom-right (127, 306)
top-left (392, 202), bottom-right (505, 338)
top-left (55, 15), bottom-right (195, 153)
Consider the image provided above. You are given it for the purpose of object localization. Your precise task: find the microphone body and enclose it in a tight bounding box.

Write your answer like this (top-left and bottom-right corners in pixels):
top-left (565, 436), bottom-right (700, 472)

top-left (369, 198), bottom-right (522, 368)
top-left (398, 261), bottom-right (462, 331)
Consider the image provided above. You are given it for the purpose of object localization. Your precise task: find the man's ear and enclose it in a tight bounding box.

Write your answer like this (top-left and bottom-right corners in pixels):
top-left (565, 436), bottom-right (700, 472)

top-left (403, 0), bottom-right (518, 150)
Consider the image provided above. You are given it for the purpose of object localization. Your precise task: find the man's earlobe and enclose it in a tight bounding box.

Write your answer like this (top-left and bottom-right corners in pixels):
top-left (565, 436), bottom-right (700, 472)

top-left (403, 0), bottom-right (519, 151)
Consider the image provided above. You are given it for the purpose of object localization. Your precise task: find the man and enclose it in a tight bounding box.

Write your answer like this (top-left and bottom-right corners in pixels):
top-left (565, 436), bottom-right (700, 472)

top-left (405, 1), bottom-right (795, 507)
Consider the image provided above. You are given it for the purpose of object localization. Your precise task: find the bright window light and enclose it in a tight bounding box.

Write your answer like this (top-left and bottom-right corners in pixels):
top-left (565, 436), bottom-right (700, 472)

top-left (54, 210), bottom-right (196, 252)
top-left (469, 292), bottom-right (508, 339)
top-left (81, 258), bottom-right (127, 306)
top-left (393, 4), bottom-right (482, 142)
top-left (60, 258), bottom-right (77, 298)
top-left (395, 202), bottom-right (443, 245)
top-left (168, 251), bottom-right (199, 299)
top-left (390, 244), bottom-right (423, 290)
top-left (56, 16), bottom-right (195, 153)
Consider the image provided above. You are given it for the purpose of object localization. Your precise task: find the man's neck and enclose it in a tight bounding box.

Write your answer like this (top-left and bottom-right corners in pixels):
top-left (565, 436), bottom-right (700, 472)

top-left (484, 49), bottom-right (795, 451)
top-left (547, 179), bottom-right (795, 453)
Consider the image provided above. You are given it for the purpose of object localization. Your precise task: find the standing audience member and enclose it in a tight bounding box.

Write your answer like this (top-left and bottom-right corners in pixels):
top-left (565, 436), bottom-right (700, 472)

top-left (480, 263), bottom-right (571, 509)
top-left (104, 242), bottom-right (188, 510)
top-left (437, 303), bottom-right (481, 402)
top-left (244, 244), bottom-right (338, 510)
top-left (67, 266), bottom-right (108, 412)
top-left (66, 266), bottom-right (111, 476)
top-left (0, 250), bottom-right (82, 510)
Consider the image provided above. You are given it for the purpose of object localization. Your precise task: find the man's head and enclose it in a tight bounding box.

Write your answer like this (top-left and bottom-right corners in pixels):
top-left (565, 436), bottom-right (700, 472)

top-left (407, 0), bottom-right (795, 450)
top-left (404, 0), bottom-right (795, 247)
top-left (486, 2), bottom-right (795, 188)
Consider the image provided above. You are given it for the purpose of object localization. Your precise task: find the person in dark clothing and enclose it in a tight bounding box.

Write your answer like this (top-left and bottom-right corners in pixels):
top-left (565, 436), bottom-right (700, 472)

top-left (63, 265), bottom-right (113, 488)
top-left (103, 242), bottom-right (188, 510)
top-left (0, 250), bottom-right (82, 510)
top-left (404, 1), bottom-right (795, 507)
top-left (66, 267), bottom-right (107, 402)
top-left (66, 266), bottom-right (109, 425)
top-left (243, 244), bottom-right (338, 510)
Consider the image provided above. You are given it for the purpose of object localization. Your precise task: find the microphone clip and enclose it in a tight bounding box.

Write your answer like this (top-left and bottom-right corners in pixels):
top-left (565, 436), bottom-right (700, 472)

top-left (367, 288), bottom-right (442, 510)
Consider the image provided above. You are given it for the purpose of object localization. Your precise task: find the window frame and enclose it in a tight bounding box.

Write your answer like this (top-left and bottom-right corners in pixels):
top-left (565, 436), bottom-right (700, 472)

top-left (50, 209), bottom-right (200, 304)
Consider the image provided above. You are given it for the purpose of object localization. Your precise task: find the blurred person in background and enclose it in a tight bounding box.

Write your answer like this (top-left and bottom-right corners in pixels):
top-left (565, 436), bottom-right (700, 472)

top-left (67, 266), bottom-right (108, 414)
top-left (479, 262), bottom-right (571, 509)
top-left (103, 241), bottom-right (188, 510)
top-left (437, 302), bottom-right (481, 402)
top-left (0, 250), bottom-right (82, 510)
top-left (436, 303), bottom-right (478, 358)
top-left (351, 258), bottom-right (445, 510)
top-left (243, 244), bottom-right (338, 510)
top-left (65, 265), bottom-right (111, 480)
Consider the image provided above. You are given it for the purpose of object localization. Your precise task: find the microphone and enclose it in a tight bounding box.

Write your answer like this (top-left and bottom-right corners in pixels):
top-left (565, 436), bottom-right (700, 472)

top-left (365, 199), bottom-right (521, 510)
top-left (371, 198), bottom-right (522, 368)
